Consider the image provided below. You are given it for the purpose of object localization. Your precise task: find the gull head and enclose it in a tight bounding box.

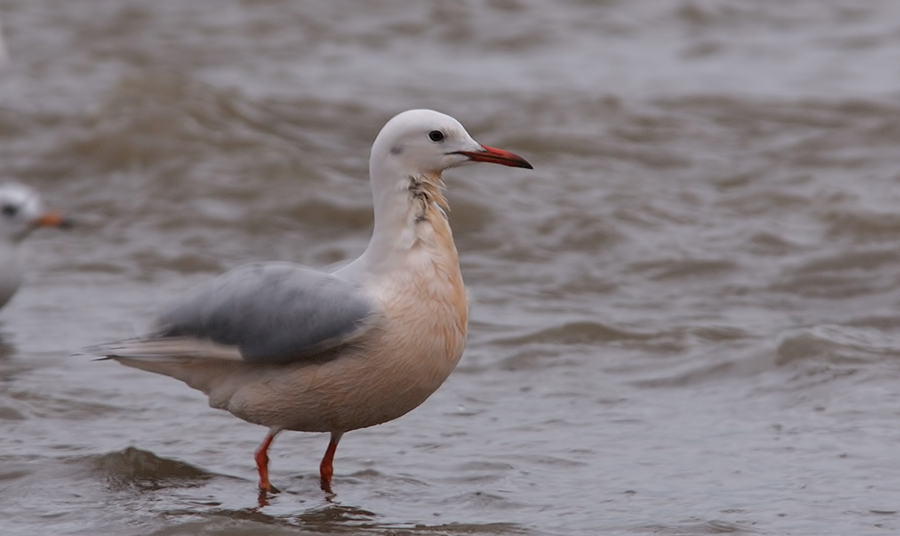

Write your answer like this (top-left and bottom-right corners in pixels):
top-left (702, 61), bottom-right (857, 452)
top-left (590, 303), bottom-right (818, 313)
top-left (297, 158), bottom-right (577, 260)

top-left (0, 183), bottom-right (71, 243)
top-left (371, 109), bottom-right (532, 178)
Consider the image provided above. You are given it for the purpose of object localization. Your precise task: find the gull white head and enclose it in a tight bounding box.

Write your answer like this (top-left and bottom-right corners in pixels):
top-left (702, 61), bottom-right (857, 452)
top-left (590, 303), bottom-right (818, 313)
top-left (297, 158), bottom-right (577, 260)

top-left (367, 109), bottom-right (532, 222)
top-left (370, 109), bottom-right (532, 178)
top-left (360, 109), bottom-right (532, 272)
top-left (0, 183), bottom-right (71, 243)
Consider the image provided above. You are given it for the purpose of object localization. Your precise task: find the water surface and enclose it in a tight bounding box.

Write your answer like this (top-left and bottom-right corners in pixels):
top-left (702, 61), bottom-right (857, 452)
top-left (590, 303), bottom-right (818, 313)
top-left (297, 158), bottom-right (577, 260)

top-left (2, 1), bottom-right (900, 535)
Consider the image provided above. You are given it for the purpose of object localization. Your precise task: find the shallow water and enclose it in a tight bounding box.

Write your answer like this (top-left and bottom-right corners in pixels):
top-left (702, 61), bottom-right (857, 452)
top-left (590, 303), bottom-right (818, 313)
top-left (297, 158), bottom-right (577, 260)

top-left (3, 1), bottom-right (900, 535)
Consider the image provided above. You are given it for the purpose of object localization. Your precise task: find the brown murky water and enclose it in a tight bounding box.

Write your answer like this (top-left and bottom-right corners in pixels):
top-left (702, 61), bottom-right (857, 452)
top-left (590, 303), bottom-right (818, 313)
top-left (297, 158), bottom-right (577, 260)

top-left (3, 1), bottom-right (900, 534)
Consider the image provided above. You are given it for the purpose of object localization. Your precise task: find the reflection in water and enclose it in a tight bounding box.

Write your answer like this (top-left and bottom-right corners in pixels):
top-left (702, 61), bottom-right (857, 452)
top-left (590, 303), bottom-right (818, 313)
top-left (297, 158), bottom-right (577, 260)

top-left (26, 446), bottom-right (529, 534)
top-left (164, 503), bottom-right (524, 536)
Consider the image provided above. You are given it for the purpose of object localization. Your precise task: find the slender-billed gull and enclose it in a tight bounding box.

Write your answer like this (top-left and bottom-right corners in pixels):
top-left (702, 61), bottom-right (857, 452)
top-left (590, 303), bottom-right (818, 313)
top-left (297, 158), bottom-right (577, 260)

top-left (0, 183), bottom-right (71, 309)
top-left (91, 109), bottom-right (532, 494)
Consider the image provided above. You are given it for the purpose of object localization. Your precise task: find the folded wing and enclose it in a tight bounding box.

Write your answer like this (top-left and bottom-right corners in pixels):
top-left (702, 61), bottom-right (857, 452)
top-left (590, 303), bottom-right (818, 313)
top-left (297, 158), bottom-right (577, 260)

top-left (95, 262), bottom-right (379, 365)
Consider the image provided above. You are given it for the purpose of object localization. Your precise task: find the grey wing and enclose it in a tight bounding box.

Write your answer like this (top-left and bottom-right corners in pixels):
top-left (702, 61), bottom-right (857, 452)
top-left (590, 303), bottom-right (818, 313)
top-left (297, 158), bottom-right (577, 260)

top-left (138, 262), bottom-right (377, 364)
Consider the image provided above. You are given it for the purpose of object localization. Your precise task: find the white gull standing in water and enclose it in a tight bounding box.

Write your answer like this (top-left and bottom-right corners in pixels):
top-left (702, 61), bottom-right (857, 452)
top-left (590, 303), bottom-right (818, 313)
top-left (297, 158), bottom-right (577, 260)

top-left (0, 183), bottom-right (71, 309)
top-left (91, 109), bottom-right (532, 494)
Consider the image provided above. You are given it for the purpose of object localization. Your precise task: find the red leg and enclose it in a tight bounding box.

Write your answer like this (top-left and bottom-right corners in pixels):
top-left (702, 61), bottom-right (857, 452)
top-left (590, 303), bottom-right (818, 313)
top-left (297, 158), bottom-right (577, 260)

top-left (255, 429), bottom-right (280, 492)
top-left (319, 431), bottom-right (343, 493)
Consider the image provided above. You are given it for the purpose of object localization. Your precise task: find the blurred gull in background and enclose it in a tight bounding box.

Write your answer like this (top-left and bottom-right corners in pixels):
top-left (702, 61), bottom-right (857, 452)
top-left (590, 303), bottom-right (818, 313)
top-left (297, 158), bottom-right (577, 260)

top-left (0, 183), bottom-right (71, 309)
top-left (91, 109), bottom-right (532, 495)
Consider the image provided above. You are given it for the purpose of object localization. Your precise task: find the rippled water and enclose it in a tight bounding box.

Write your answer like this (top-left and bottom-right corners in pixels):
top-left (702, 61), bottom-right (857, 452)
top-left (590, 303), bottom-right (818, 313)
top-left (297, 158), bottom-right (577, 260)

top-left (3, 1), bottom-right (900, 535)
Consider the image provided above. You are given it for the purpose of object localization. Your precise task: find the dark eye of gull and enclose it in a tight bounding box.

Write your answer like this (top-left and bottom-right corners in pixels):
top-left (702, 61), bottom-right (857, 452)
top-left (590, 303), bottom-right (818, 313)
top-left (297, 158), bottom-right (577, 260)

top-left (1, 204), bottom-right (17, 217)
top-left (428, 130), bottom-right (444, 142)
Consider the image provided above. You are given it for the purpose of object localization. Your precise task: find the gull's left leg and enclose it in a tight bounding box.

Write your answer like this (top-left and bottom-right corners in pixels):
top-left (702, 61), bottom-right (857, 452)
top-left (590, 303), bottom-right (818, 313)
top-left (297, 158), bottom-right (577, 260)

top-left (319, 431), bottom-right (343, 493)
